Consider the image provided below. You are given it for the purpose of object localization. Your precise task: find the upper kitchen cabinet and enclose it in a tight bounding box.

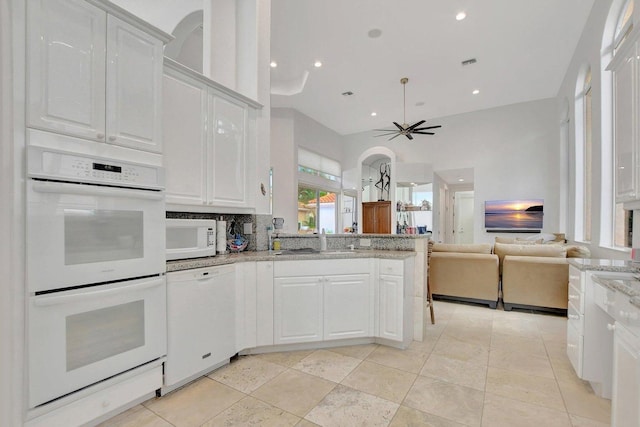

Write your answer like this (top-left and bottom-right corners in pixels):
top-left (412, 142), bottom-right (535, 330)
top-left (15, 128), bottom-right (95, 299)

top-left (27, 0), bottom-right (171, 154)
top-left (163, 59), bottom-right (262, 211)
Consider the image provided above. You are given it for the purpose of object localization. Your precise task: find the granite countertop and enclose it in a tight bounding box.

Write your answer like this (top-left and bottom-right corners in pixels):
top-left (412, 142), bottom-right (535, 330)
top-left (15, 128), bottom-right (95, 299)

top-left (568, 257), bottom-right (640, 273)
top-left (167, 249), bottom-right (417, 273)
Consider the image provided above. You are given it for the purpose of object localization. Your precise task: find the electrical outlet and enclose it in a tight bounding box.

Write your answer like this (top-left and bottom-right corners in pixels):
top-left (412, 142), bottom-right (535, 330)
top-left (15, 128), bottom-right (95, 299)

top-left (243, 223), bottom-right (253, 234)
top-left (359, 238), bottom-right (371, 247)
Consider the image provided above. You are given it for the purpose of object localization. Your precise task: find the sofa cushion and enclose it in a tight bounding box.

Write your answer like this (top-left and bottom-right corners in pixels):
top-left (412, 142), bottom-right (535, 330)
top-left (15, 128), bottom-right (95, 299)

top-left (432, 243), bottom-right (492, 254)
top-left (565, 245), bottom-right (591, 258)
top-left (493, 242), bottom-right (567, 273)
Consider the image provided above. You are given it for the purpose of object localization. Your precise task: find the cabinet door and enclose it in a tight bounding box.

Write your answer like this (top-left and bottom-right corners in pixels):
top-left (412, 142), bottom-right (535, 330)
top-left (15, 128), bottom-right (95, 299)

top-left (274, 276), bottom-right (323, 344)
top-left (362, 203), bottom-right (376, 233)
top-left (256, 262), bottom-right (274, 347)
top-left (324, 274), bottom-right (371, 340)
top-left (106, 16), bottom-right (164, 153)
top-left (27, 0), bottom-right (106, 141)
top-left (376, 202), bottom-right (391, 233)
top-left (236, 262), bottom-right (257, 351)
top-left (612, 322), bottom-right (640, 427)
top-left (614, 50), bottom-right (635, 201)
top-left (378, 274), bottom-right (403, 341)
top-left (209, 93), bottom-right (247, 206)
top-left (163, 71), bottom-right (208, 205)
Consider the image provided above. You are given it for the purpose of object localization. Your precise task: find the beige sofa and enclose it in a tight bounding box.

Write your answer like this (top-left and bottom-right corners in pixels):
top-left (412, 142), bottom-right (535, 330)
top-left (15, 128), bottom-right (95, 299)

top-left (494, 242), bottom-right (570, 312)
top-left (429, 243), bottom-right (500, 309)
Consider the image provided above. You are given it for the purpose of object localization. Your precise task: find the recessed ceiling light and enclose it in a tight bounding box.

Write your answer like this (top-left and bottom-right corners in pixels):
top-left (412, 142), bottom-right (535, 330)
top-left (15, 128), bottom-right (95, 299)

top-left (368, 28), bottom-right (382, 38)
top-left (456, 11), bottom-right (467, 21)
top-left (458, 178), bottom-right (465, 182)
top-left (270, 61), bottom-right (277, 68)
top-left (415, 101), bottom-right (425, 106)
top-left (342, 91), bottom-right (354, 96)
top-left (472, 89), bottom-right (480, 95)
top-left (314, 61), bottom-right (323, 68)
top-left (371, 112), bottom-right (377, 117)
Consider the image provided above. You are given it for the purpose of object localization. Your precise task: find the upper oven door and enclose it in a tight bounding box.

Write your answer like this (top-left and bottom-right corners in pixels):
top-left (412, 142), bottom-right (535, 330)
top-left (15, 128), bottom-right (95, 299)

top-left (27, 180), bottom-right (165, 292)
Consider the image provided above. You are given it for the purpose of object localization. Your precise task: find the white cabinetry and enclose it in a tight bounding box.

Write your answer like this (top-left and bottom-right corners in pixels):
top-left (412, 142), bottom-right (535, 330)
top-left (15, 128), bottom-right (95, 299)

top-left (274, 276), bottom-right (324, 344)
top-left (608, 29), bottom-right (640, 204)
top-left (273, 259), bottom-right (373, 345)
top-left (612, 321), bottom-right (640, 427)
top-left (567, 267), bottom-right (627, 398)
top-left (163, 59), bottom-right (262, 211)
top-left (165, 265), bottom-right (236, 389)
top-left (236, 261), bottom-right (257, 351)
top-left (378, 259), bottom-right (412, 347)
top-left (256, 262), bottom-right (274, 346)
top-left (27, 0), bottom-right (167, 153)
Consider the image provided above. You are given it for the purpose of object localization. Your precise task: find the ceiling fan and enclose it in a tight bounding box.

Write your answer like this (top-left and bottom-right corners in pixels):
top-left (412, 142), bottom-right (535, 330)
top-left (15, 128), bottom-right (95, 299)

top-left (374, 77), bottom-right (442, 141)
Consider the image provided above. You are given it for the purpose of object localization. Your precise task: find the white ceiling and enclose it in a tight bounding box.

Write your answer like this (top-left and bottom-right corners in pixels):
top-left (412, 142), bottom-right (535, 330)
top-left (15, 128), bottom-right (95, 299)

top-left (270, 0), bottom-right (595, 136)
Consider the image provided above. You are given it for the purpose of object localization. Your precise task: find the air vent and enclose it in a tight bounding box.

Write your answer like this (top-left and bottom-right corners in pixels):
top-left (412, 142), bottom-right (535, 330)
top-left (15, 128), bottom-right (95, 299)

top-left (461, 58), bottom-right (477, 66)
top-left (342, 91), bottom-right (354, 96)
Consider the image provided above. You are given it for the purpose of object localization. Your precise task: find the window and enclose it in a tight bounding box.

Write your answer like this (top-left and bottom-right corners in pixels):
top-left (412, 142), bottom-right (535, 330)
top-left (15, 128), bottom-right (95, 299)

top-left (603, 0), bottom-right (634, 249)
top-left (297, 148), bottom-right (341, 234)
top-left (298, 187), bottom-right (336, 234)
top-left (575, 67), bottom-right (592, 242)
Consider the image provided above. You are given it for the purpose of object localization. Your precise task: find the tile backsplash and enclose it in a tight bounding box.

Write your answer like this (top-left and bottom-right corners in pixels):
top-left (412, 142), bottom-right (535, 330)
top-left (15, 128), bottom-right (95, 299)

top-left (167, 212), bottom-right (273, 251)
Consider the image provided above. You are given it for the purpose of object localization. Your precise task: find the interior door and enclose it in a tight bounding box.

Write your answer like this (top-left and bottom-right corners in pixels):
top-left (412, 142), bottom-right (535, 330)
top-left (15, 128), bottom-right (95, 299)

top-left (454, 191), bottom-right (475, 244)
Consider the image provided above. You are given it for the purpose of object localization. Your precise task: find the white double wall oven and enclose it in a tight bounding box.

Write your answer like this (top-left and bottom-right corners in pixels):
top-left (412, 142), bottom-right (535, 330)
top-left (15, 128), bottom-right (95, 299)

top-left (26, 143), bottom-right (167, 408)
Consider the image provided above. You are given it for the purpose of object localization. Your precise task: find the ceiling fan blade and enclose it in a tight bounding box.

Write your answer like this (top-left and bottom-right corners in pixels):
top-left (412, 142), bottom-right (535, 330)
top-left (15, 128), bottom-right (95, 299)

top-left (373, 128), bottom-right (396, 132)
top-left (412, 131), bottom-right (435, 135)
top-left (406, 133), bottom-right (414, 140)
top-left (375, 132), bottom-right (400, 137)
top-left (388, 133), bottom-right (402, 141)
top-left (406, 120), bottom-right (426, 131)
top-left (413, 125), bottom-right (442, 131)
top-left (392, 122), bottom-right (405, 131)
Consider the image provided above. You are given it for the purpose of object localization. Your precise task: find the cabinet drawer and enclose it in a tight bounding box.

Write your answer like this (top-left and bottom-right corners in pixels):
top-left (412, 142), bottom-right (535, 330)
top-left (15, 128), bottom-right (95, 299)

top-left (568, 283), bottom-right (584, 314)
top-left (593, 281), bottom-right (617, 317)
top-left (379, 259), bottom-right (403, 276)
top-left (274, 258), bottom-right (370, 277)
top-left (567, 322), bottom-right (583, 378)
top-left (616, 294), bottom-right (640, 336)
top-left (568, 302), bottom-right (584, 335)
top-left (569, 266), bottom-right (584, 292)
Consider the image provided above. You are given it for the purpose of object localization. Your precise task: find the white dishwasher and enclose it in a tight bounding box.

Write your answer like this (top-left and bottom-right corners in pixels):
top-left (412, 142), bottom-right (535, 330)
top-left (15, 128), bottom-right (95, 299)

top-left (164, 264), bottom-right (236, 391)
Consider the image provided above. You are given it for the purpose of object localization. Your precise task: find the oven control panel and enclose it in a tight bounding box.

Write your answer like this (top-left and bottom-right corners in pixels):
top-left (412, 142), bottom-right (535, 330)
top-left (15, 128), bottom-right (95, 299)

top-left (28, 146), bottom-right (164, 190)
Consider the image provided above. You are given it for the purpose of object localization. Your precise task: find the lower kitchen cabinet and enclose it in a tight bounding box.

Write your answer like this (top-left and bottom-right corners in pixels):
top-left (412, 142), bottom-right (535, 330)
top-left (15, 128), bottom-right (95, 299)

top-left (164, 265), bottom-right (236, 388)
top-left (324, 274), bottom-right (372, 340)
top-left (256, 261), bottom-right (274, 346)
top-left (273, 259), bottom-right (374, 345)
top-left (612, 321), bottom-right (640, 427)
top-left (274, 275), bottom-right (324, 344)
top-left (379, 273), bottom-right (404, 341)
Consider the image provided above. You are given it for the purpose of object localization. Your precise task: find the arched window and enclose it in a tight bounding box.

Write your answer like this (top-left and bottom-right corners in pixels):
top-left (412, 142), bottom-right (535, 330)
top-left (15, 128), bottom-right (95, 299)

top-left (602, 0), bottom-right (634, 249)
top-left (575, 66), bottom-right (592, 242)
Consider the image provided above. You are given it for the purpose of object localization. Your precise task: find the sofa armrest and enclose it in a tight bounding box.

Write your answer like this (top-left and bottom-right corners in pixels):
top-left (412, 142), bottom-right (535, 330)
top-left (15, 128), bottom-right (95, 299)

top-left (502, 256), bottom-right (569, 310)
top-left (430, 252), bottom-right (499, 302)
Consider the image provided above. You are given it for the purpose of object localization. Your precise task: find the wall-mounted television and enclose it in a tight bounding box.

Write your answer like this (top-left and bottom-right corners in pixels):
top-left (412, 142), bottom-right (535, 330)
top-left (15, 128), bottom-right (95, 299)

top-left (484, 199), bottom-right (543, 232)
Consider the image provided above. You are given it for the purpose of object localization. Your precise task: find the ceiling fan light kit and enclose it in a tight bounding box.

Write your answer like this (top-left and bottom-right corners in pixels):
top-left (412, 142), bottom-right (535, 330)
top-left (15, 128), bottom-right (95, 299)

top-left (374, 77), bottom-right (442, 141)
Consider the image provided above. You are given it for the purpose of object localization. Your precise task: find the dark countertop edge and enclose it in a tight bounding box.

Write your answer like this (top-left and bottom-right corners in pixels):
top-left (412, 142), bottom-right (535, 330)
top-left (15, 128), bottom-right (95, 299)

top-left (167, 250), bottom-right (417, 273)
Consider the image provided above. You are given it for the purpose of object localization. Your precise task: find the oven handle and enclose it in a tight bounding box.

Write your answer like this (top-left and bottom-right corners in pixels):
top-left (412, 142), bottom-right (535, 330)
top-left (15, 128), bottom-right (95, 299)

top-left (33, 278), bottom-right (164, 307)
top-left (31, 181), bottom-right (164, 201)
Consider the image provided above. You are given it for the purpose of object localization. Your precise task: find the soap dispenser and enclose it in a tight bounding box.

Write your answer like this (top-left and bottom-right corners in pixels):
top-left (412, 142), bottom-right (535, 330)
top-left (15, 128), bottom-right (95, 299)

top-left (320, 228), bottom-right (327, 251)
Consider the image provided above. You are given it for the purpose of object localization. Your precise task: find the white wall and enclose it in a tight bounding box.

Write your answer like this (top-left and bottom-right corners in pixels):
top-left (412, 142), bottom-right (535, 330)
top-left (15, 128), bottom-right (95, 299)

top-left (556, 0), bottom-right (633, 260)
top-left (342, 98), bottom-right (562, 244)
top-left (271, 108), bottom-right (344, 232)
top-left (109, 0), bottom-right (203, 34)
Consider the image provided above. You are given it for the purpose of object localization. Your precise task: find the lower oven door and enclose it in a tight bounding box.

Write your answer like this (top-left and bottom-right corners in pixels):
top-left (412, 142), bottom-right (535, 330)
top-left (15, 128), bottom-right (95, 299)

top-left (28, 276), bottom-right (167, 408)
top-left (27, 180), bottom-right (165, 292)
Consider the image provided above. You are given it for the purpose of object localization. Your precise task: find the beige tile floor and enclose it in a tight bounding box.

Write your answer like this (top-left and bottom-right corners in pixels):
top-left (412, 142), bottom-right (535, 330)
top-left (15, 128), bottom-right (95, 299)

top-left (99, 301), bottom-right (611, 427)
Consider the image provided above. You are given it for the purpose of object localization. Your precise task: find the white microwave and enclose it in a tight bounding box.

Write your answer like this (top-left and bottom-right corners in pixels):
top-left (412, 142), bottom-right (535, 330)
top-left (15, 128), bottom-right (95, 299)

top-left (166, 219), bottom-right (217, 260)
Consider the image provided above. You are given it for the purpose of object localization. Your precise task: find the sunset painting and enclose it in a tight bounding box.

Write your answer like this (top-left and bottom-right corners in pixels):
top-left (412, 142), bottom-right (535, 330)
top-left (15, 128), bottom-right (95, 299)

top-left (484, 199), bottom-right (544, 230)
